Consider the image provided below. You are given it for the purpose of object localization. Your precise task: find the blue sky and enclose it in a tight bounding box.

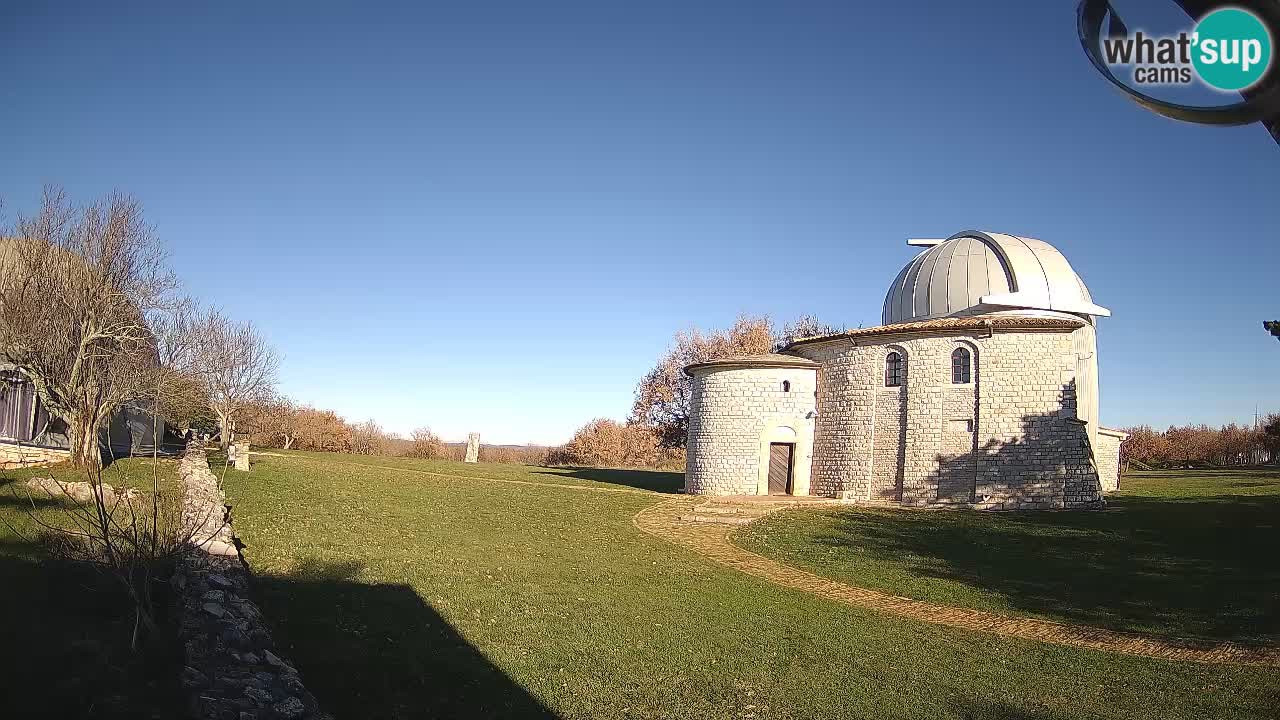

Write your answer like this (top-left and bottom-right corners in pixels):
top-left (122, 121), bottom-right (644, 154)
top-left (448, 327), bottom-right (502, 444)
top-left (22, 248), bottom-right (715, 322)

top-left (3, 1), bottom-right (1277, 445)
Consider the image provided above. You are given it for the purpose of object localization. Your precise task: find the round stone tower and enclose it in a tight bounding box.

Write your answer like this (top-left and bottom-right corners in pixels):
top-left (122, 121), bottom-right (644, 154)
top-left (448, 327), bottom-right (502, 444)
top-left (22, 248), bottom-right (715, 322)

top-left (684, 354), bottom-right (818, 496)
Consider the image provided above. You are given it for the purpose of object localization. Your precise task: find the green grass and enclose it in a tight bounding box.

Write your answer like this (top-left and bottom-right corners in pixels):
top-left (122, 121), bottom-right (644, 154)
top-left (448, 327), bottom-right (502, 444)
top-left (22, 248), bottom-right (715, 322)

top-left (221, 452), bottom-right (1280, 720)
top-left (0, 457), bottom-right (185, 719)
top-left (737, 468), bottom-right (1280, 645)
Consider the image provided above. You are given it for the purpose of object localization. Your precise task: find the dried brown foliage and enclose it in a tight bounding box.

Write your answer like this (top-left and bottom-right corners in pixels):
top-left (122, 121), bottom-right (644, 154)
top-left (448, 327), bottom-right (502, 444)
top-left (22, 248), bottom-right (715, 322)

top-left (406, 426), bottom-right (447, 459)
top-left (630, 316), bottom-right (773, 448)
top-left (478, 444), bottom-right (546, 464)
top-left (1120, 419), bottom-right (1276, 470)
top-left (548, 418), bottom-right (684, 469)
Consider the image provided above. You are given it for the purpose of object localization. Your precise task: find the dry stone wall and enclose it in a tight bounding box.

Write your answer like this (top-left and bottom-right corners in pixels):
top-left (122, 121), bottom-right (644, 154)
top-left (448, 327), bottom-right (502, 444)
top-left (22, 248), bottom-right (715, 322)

top-left (175, 445), bottom-right (330, 720)
top-left (685, 366), bottom-right (816, 495)
top-left (0, 442), bottom-right (70, 468)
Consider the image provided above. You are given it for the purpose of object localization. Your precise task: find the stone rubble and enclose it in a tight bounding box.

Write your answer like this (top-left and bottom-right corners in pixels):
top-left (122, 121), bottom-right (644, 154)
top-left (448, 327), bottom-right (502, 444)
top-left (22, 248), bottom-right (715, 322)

top-left (174, 443), bottom-right (330, 720)
top-left (23, 476), bottom-right (140, 504)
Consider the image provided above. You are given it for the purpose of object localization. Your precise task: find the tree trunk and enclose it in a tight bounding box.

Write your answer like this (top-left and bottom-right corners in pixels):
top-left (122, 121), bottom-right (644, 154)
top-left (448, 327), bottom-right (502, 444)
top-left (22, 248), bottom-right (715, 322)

top-left (67, 411), bottom-right (103, 469)
top-left (283, 435), bottom-right (294, 450)
top-left (217, 410), bottom-right (230, 451)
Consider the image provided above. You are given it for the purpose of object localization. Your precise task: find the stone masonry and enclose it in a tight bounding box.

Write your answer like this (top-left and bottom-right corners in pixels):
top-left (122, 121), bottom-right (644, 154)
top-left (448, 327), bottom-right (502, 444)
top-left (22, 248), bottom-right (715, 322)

top-left (0, 442), bottom-right (70, 469)
top-left (789, 325), bottom-right (1105, 510)
top-left (1096, 428), bottom-right (1126, 492)
top-left (682, 233), bottom-right (1122, 511)
top-left (174, 444), bottom-right (330, 720)
top-left (685, 362), bottom-right (817, 495)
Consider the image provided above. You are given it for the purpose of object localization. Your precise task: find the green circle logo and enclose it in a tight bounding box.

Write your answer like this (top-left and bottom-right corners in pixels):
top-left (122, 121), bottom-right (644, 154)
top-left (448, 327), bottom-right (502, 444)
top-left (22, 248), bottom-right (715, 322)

top-left (1191, 7), bottom-right (1273, 91)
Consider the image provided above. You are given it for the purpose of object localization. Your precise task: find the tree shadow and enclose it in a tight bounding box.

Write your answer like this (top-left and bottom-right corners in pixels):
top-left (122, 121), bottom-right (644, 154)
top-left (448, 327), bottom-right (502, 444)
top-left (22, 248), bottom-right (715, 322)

top-left (800, 382), bottom-right (1280, 644)
top-left (0, 477), bottom-right (62, 509)
top-left (253, 558), bottom-right (558, 719)
top-left (533, 466), bottom-right (684, 493)
top-left (0, 537), bottom-right (184, 719)
top-left (948, 697), bottom-right (1076, 720)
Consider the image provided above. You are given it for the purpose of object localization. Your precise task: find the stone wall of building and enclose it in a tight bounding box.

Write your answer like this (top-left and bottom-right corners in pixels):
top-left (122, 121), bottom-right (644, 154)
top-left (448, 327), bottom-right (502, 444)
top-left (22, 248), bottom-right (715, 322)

top-left (790, 325), bottom-right (1104, 509)
top-left (1096, 428), bottom-right (1127, 492)
top-left (801, 346), bottom-right (872, 498)
top-left (685, 366), bottom-right (817, 495)
top-left (970, 329), bottom-right (1099, 510)
top-left (869, 387), bottom-right (905, 501)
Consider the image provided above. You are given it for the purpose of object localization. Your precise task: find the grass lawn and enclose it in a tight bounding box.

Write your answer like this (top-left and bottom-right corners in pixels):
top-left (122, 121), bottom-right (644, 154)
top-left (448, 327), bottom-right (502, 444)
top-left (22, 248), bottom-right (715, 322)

top-left (737, 468), bottom-right (1280, 645)
top-left (222, 452), bottom-right (1280, 720)
top-left (0, 457), bottom-right (185, 719)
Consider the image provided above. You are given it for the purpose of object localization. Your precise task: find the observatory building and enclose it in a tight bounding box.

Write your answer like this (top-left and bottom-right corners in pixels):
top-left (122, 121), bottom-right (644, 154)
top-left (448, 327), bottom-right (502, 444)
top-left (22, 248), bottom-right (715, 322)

top-left (683, 231), bottom-right (1127, 510)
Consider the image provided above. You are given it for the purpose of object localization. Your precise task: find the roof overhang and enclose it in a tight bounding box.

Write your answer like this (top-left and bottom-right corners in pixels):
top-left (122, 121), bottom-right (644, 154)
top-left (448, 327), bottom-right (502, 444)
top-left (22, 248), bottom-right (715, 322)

top-left (683, 354), bottom-right (819, 377)
top-left (785, 315), bottom-right (1086, 349)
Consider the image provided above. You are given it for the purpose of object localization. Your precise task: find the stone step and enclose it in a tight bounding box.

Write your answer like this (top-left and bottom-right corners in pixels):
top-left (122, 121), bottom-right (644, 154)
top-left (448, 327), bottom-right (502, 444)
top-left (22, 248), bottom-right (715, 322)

top-left (693, 505), bottom-right (774, 517)
top-left (677, 513), bottom-right (757, 526)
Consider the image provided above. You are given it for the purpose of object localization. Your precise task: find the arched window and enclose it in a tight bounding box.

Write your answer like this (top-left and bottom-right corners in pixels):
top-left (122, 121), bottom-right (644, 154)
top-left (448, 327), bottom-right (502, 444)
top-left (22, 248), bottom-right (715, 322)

top-left (951, 347), bottom-right (972, 384)
top-left (782, 380), bottom-right (791, 393)
top-left (884, 352), bottom-right (904, 387)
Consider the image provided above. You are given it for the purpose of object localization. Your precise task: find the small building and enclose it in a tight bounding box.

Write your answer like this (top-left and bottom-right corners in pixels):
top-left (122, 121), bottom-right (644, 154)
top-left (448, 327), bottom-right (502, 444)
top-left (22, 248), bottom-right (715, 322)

top-left (684, 231), bottom-right (1127, 510)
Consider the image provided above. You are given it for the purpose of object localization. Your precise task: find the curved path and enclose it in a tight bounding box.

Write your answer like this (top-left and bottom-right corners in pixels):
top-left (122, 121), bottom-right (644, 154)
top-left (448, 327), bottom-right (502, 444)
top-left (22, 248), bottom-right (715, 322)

top-left (633, 497), bottom-right (1280, 667)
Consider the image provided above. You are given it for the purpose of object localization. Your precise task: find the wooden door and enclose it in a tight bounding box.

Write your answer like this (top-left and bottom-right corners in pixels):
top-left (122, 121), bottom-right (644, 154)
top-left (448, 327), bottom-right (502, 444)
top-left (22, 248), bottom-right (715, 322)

top-left (768, 443), bottom-right (794, 495)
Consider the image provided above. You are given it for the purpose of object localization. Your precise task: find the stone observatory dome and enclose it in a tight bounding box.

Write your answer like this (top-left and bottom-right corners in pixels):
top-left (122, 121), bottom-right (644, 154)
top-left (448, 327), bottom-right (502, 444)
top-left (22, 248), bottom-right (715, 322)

top-left (881, 230), bottom-right (1110, 325)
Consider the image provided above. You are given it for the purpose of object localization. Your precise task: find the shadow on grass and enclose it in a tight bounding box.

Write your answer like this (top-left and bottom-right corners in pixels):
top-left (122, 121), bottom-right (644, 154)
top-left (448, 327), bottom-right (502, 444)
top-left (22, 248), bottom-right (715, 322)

top-left (806, 483), bottom-right (1280, 644)
top-left (0, 477), bottom-right (62, 510)
top-left (255, 558), bottom-right (557, 720)
top-left (795, 386), bottom-right (1280, 644)
top-left (949, 698), bottom-right (1075, 720)
top-left (0, 538), bottom-right (184, 720)
top-left (533, 466), bottom-right (683, 493)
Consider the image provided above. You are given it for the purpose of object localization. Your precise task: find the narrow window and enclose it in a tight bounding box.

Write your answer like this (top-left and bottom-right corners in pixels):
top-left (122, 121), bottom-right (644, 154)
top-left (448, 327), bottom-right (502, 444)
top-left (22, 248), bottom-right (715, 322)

top-left (782, 380), bottom-right (791, 393)
top-left (951, 347), bottom-right (971, 384)
top-left (885, 352), bottom-right (904, 387)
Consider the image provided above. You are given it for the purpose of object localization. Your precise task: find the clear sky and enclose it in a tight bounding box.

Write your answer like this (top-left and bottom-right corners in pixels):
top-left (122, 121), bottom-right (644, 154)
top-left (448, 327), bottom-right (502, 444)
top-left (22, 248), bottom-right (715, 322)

top-left (3, 1), bottom-right (1277, 445)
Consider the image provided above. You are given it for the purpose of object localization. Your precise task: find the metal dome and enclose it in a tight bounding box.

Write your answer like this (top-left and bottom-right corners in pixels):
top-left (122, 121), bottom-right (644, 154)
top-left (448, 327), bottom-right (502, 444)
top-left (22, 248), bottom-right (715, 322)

top-left (881, 231), bottom-right (1110, 326)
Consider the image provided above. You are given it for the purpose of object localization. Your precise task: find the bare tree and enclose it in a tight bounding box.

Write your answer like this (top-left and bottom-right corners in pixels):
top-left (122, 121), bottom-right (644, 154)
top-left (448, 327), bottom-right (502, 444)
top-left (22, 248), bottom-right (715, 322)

top-left (147, 296), bottom-right (213, 433)
top-left (631, 315), bottom-right (836, 448)
top-left (348, 418), bottom-right (388, 455)
top-left (192, 309), bottom-right (279, 449)
top-left (293, 405), bottom-right (351, 452)
top-left (2, 256), bottom-right (221, 652)
top-left (773, 314), bottom-right (841, 351)
top-left (0, 187), bottom-right (175, 467)
top-left (408, 426), bottom-right (446, 458)
top-left (258, 396), bottom-right (300, 450)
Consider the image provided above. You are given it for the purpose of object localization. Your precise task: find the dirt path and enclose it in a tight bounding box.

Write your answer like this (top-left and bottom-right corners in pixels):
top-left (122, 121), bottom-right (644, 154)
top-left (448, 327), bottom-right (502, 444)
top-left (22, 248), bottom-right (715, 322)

top-left (633, 497), bottom-right (1280, 667)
